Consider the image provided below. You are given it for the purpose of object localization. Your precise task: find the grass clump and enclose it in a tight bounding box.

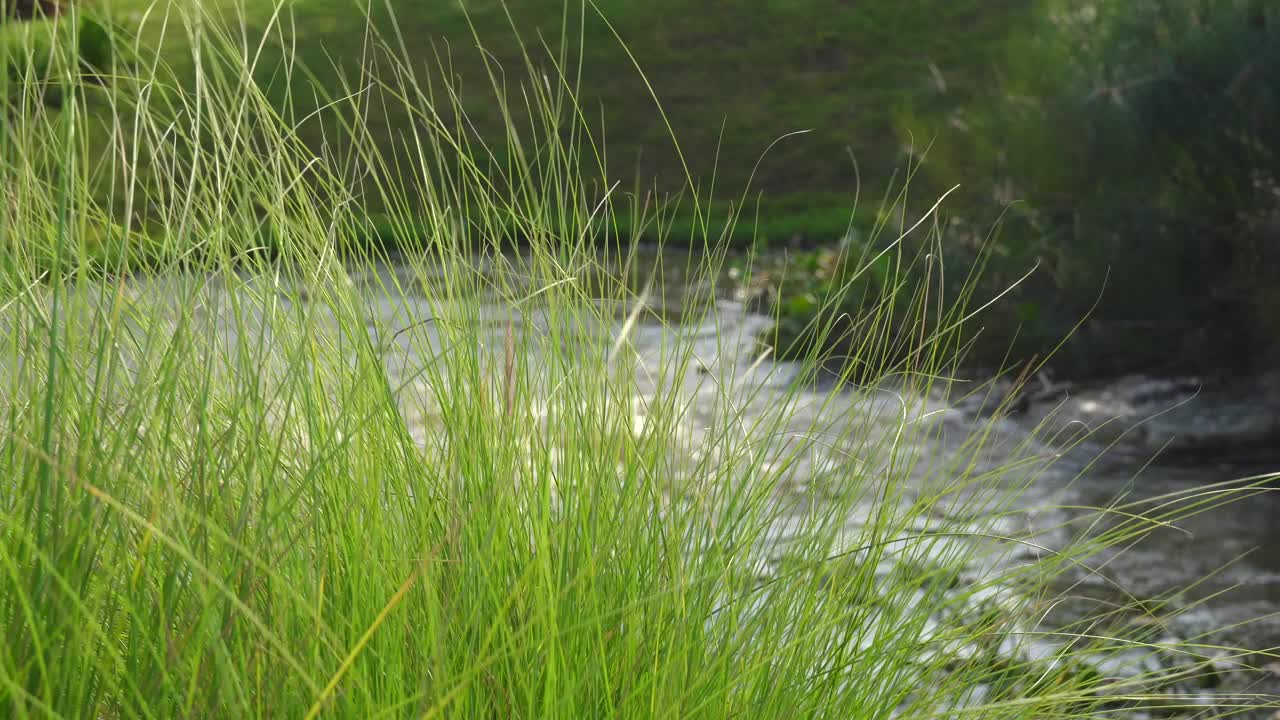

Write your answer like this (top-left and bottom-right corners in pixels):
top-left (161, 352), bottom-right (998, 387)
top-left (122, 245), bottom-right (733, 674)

top-left (1, 2), bottom-right (1277, 718)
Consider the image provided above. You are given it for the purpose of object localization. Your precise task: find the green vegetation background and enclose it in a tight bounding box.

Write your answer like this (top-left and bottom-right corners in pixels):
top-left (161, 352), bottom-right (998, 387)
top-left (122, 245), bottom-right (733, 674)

top-left (7, 0), bottom-right (1278, 378)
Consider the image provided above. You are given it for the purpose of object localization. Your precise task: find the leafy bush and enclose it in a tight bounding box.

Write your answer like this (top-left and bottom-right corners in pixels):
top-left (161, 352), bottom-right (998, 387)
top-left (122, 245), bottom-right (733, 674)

top-left (901, 0), bottom-right (1280, 376)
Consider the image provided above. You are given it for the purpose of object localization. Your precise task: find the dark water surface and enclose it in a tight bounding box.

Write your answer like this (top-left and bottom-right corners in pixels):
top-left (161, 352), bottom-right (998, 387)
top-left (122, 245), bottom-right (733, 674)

top-left (1070, 460), bottom-right (1280, 641)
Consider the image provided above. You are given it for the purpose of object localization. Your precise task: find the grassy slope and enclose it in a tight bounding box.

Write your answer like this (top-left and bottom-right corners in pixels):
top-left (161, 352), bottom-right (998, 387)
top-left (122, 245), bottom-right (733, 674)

top-left (145, 0), bottom-right (1037, 245)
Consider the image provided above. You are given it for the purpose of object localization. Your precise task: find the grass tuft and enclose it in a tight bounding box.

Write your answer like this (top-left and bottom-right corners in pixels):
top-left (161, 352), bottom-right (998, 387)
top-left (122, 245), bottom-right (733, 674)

top-left (0, 3), bottom-right (1276, 718)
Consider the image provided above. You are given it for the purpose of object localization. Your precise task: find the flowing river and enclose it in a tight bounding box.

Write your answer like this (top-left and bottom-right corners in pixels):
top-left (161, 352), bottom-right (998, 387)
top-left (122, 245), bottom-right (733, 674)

top-left (368, 260), bottom-right (1280, 716)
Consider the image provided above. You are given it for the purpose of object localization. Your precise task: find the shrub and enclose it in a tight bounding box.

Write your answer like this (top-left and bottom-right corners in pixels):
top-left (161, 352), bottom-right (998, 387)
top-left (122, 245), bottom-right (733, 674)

top-left (902, 0), bottom-right (1280, 375)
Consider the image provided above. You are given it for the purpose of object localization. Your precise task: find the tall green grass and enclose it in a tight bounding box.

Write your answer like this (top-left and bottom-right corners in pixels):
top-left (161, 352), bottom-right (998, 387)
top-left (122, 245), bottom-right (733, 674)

top-left (1, 2), bottom-right (1276, 718)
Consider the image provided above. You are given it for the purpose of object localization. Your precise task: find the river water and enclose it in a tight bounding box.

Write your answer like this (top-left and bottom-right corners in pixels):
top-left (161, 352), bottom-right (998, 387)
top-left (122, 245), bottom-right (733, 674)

top-left (369, 259), bottom-right (1280, 714)
top-left (26, 259), bottom-right (1280, 715)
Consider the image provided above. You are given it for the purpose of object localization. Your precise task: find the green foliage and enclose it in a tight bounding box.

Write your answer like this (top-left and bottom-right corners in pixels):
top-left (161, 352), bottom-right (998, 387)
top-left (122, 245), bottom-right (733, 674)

top-left (757, 234), bottom-right (902, 365)
top-left (76, 15), bottom-right (116, 77)
top-left (2, 10), bottom-right (127, 110)
top-left (747, 199), bottom-right (992, 387)
top-left (902, 0), bottom-right (1280, 375)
